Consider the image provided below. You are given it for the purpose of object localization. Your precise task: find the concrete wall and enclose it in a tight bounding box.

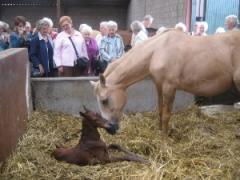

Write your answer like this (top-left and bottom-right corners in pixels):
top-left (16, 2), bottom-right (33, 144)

top-left (0, 48), bottom-right (31, 162)
top-left (31, 77), bottom-right (194, 116)
top-left (127, 0), bottom-right (186, 28)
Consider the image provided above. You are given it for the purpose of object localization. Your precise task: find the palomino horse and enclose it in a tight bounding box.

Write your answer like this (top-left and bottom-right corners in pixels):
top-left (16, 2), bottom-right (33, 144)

top-left (90, 30), bottom-right (240, 136)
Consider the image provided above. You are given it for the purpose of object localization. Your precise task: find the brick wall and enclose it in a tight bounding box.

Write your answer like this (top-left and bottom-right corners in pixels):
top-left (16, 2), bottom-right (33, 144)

top-left (127, 0), bottom-right (186, 29)
top-left (0, 5), bottom-right (127, 30)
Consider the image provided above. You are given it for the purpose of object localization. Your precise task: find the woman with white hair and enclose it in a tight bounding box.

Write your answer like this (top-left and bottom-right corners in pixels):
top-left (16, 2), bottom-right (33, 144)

top-left (195, 21), bottom-right (208, 36)
top-left (80, 24), bottom-right (99, 76)
top-left (95, 21), bottom-right (108, 48)
top-left (225, 15), bottom-right (239, 31)
top-left (130, 20), bottom-right (148, 47)
top-left (42, 17), bottom-right (58, 40)
top-left (99, 20), bottom-right (124, 71)
top-left (30, 18), bottom-right (54, 77)
top-left (0, 21), bottom-right (9, 51)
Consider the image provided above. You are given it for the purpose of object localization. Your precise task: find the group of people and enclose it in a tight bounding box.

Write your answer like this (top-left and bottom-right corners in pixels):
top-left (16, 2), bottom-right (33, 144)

top-left (0, 14), bottom-right (239, 77)
top-left (172, 14), bottom-right (239, 36)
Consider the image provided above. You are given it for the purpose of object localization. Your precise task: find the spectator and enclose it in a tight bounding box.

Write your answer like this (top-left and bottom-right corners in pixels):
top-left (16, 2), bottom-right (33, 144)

top-left (0, 21), bottom-right (9, 51)
top-left (215, 27), bottom-right (225, 34)
top-left (142, 14), bottom-right (154, 36)
top-left (42, 17), bottom-right (58, 40)
top-left (30, 18), bottom-right (54, 77)
top-left (10, 16), bottom-right (30, 48)
top-left (80, 24), bottom-right (99, 76)
top-left (130, 20), bottom-right (148, 47)
top-left (195, 21), bottom-right (208, 36)
top-left (175, 22), bottom-right (187, 33)
top-left (54, 16), bottom-right (88, 77)
top-left (99, 20), bottom-right (124, 71)
top-left (225, 15), bottom-right (239, 31)
top-left (95, 21), bottom-right (108, 48)
top-left (143, 14), bottom-right (154, 29)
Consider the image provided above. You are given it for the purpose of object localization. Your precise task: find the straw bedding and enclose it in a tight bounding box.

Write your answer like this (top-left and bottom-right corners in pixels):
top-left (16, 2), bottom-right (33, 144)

top-left (1, 106), bottom-right (240, 180)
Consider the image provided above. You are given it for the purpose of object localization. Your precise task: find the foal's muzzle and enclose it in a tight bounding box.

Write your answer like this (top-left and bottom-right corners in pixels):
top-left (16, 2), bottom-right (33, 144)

top-left (106, 119), bottom-right (119, 135)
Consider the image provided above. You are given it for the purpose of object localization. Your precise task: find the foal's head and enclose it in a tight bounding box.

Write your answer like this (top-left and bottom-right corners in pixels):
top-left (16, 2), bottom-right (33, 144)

top-left (80, 106), bottom-right (112, 131)
top-left (90, 75), bottom-right (127, 135)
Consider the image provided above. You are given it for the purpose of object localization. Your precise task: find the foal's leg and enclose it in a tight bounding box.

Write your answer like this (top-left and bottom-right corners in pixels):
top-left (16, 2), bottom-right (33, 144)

top-left (108, 144), bottom-right (149, 164)
top-left (161, 84), bottom-right (176, 136)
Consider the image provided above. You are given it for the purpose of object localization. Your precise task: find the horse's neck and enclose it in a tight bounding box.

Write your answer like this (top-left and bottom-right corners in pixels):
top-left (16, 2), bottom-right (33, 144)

top-left (80, 119), bottom-right (100, 142)
top-left (106, 49), bottom-right (151, 88)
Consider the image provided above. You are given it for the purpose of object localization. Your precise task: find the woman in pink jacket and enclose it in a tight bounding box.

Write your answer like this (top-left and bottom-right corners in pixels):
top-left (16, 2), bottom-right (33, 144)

top-left (54, 16), bottom-right (88, 77)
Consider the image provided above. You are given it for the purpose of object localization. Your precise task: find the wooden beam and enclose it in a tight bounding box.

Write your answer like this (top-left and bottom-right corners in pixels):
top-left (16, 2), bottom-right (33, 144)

top-left (56, 0), bottom-right (61, 22)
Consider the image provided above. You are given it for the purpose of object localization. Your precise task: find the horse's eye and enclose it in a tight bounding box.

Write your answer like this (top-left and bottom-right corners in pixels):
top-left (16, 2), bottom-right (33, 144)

top-left (101, 99), bottom-right (109, 106)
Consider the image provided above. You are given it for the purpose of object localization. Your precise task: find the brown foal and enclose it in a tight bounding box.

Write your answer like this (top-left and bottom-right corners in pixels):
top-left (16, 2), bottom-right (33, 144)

top-left (52, 106), bottom-right (148, 166)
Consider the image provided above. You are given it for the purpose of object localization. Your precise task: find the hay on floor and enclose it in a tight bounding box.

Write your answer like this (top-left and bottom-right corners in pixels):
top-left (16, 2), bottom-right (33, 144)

top-left (1, 106), bottom-right (240, 180)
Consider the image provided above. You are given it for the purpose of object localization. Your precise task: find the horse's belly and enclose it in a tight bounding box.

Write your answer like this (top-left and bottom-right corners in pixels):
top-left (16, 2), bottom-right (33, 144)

top-left (180, 77), bottom-right (233, 97)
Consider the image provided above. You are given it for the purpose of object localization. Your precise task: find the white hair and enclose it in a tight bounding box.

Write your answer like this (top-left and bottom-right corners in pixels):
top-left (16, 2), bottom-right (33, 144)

top-left (215, 27), bottom-right (225, 34)
top-left (0, 21), bottom-right (5, 28)
top-left (0, 21), bottom-right (9, 30)
top-left (25, 21), bottom-right (31, 28)
top-left (131, 20), bottom-right (145, 33)
top-left (157, 26), bottom-right (167, 34)
top-left (225, 15), bottom-right (239, 27)
top-left (197, 21), bottom-right (208, 32)
top-left (79, 23), bottom-right (88, 32)
top-left (107, 20), bottom-right (118, 30)
top-left (42, 17), bottom-right (53, 28)
top-left (100, 21), bottom-right (108, 27)
top-left (80, 24), bottom-right (93, 34)
top-left (175, 22), bottom-right (187, 32)
top-left (144, 15), bottom-right (154, 23)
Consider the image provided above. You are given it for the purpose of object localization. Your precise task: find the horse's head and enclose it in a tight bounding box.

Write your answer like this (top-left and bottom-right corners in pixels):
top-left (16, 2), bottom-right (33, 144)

top-left (90, 74), bottom-right (127, 135)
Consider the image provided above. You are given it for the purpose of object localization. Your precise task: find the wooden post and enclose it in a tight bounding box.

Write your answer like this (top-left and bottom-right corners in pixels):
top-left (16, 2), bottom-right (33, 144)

top-left (185, 0), bottom-right (192, 32)
top-left (57, 0), bottom-right (61, 22)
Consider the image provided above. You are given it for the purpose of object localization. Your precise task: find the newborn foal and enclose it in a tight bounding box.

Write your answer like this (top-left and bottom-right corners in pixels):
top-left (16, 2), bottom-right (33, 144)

top-left (52, 107), bottom-right (147, 166)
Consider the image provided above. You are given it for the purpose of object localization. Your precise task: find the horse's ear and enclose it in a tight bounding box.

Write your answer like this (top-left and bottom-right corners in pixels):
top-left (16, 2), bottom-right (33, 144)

top-left (99, 74), bottom-right (106, 87)
top-left (90, 81), bottom-right (97, 87)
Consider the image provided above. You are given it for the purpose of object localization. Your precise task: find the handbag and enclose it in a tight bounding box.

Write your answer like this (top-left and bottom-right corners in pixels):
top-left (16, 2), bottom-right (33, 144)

top-left (68, 37), bottom-right (88, 71)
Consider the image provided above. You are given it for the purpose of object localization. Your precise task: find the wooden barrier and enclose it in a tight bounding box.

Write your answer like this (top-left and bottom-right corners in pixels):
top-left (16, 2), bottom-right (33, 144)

top-left (0, 48), bottom-right (31, 162)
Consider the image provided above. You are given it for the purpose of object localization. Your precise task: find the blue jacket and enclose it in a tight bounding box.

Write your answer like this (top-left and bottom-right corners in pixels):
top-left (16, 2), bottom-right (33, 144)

top-left (30, 33), bottom-right (54, 77)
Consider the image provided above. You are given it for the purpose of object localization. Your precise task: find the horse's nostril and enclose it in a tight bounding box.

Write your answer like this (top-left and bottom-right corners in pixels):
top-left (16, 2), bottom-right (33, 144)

top-left (106, 123), bottom-right (119, 135)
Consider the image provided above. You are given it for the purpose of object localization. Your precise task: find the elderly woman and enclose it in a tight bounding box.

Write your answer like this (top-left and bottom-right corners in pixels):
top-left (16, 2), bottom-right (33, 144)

top-left (99, 20), bottom-right (124, 70)
top-left (30, 18), bottom-right (54, 77)
top-left (225, 15), bottom-right (239, 31)
top-left (130, 20), bottom-right (148, 47)
top-left (95, 21), bottom-right (108, 48)
top-left (42, 17), bottom-right (58, 40)
top-left (54, 16), bottom-right (88, 77)
top-left (0, 21), bottom-right (9, 51)
top-left (80, 24), bottom-right (99, 76)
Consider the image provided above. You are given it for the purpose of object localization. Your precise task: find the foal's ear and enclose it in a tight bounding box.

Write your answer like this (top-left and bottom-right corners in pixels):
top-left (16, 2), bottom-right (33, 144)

top-left (79, 111), bottom-right (86, 117)
top-left (83, 105), bottom-right (90, 112)
top-left (99, 74), bottom-right (106, 87)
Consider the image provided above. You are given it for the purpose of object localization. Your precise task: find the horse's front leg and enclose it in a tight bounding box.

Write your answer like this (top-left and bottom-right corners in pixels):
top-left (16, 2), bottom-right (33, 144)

top-left (157, 88), bottom-right (163, 130)
top-left (161, 84), bottom-right (176, 136)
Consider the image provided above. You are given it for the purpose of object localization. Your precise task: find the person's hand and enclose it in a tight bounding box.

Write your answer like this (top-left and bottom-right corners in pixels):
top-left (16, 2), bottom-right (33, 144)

top-left (39, 64), bottom-right (45, 76)
top-left (58, 66), bottom-right (64, 73)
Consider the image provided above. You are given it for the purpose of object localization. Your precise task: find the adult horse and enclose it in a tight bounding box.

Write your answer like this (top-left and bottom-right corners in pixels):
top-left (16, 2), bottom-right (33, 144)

top-left (90, 30), bottom-right (240, 136)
